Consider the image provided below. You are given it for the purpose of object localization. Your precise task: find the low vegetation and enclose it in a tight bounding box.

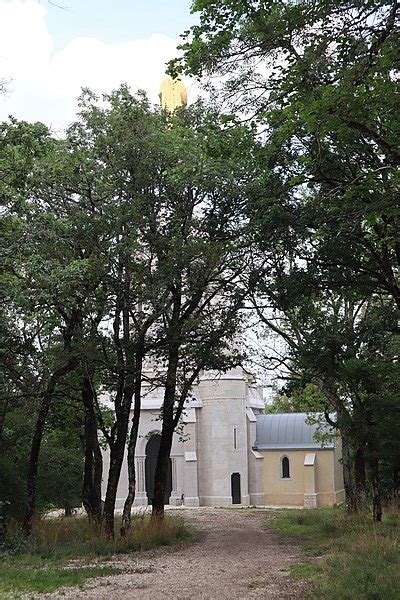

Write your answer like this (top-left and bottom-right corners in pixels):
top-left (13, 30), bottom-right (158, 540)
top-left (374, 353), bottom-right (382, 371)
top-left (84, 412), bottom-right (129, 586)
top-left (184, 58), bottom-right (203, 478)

top-left (269, 507), bottom-right (400, 600)
top-left (0, 513), bottom-right (192, 596)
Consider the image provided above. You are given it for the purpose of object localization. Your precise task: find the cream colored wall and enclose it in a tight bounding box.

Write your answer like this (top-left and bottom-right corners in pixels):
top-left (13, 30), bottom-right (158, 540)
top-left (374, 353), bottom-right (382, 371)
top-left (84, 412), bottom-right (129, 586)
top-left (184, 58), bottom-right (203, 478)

top-left (315, 450), bottom-right (335, 507)
top-left (260, 449), bottom-right (342, 507)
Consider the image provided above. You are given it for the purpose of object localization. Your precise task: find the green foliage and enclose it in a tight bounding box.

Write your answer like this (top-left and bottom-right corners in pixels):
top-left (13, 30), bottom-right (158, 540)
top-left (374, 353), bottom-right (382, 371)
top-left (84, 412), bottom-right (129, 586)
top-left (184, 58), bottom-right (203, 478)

top-left (0, 404), bottom-right (32, 521)
top-left (37, 430), bottom-right (84, 513)
top-left (269, 507), bottom-right (400, 599)
top-left (267, 383), bottom-right (325, 413)
top-left (1, 87), bottom-right (258, 529)
top-left (175, 0), bottom-right (400, 513)
top-left (0, 402), bottom-right (84, 520)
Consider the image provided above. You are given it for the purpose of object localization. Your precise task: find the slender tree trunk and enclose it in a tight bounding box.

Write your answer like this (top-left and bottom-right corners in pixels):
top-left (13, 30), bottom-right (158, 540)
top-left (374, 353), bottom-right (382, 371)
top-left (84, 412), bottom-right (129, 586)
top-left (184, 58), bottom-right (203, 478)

top-left (102, 270), bottom-right (138, 538)
top-left (22, 308), bottom-right (81, 536)
top-left (152, 341), bottom-right (179, 519)
top-left (152, 422), bottom-right (175, 519)
top-left (354, 444), bottom-right (366, 509)
top-left (363, 391), bottom-right (383, 521)
top-left (102, 408), bottom-right (132, 536)
top-left (22, 393), bottom-right (51, 535)
top-left (0, 396), bottom-right (9, 444)
top-left (22, 356), bottom-right (78, 535)
top-left (365, 433), bottom-right (383, 522)
top-left (367, 457), bottom-right (382, 522)
top-left (121, 350), bottom-right (143, 536)
top-left (393, 452), bottom-right (400, 503)
top-left (81, 376), bottom-right (103, 523)
top-left (102, 376), bottom-right (135, 537)
top-left (341, 432), bottom-right (358, 514)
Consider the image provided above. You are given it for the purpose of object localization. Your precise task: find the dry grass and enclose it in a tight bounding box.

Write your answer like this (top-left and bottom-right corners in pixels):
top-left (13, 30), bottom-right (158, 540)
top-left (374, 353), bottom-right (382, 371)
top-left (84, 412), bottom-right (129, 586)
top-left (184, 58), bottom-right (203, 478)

top-left (3, 512), bottom-right (191, 559)
top-left (0, 513), bottom-right (192, 596)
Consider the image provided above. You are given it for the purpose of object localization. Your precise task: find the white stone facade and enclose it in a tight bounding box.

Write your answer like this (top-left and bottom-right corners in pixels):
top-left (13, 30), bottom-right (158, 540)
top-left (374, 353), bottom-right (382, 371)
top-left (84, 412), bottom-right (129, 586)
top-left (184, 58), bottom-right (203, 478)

top-left (101, 367), bottom-right (265, 509)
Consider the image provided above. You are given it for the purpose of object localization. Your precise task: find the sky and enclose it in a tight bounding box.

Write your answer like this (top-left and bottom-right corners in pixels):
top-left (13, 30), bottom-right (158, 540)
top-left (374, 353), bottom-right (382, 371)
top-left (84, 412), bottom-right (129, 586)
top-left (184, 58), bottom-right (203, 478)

top-left (0, 0), bottom-right (196, 131)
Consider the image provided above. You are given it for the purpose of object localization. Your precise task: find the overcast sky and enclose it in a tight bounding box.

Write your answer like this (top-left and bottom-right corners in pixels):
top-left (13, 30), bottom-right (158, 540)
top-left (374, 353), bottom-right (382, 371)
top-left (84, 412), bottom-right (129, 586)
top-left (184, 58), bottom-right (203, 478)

top-left (0, 0), bottom-right (196, 131)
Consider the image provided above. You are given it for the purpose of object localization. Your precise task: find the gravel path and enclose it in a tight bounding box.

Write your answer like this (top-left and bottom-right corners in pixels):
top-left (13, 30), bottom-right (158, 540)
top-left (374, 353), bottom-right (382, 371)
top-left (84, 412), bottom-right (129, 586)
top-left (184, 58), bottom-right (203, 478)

top-left (49, 508), bottom-right (308, 600)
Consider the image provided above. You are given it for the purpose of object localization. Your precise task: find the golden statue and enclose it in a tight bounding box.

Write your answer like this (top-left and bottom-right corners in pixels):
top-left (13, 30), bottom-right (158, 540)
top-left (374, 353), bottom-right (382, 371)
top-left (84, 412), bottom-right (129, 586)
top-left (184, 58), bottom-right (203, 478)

top-left (159, 75), bottom-right (187, 112)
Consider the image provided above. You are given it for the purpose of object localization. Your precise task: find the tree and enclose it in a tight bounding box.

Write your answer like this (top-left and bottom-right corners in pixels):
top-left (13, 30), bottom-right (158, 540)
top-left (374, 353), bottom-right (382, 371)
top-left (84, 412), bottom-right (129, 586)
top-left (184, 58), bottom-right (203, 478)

top-left (174, 0), bottom-right (399, 520)
top-left (1, 117), bottom-right (110, 532)
top-left (266, 383), bottom-right (325, 414)
top-left (3, 87), bottom-right (257, 535)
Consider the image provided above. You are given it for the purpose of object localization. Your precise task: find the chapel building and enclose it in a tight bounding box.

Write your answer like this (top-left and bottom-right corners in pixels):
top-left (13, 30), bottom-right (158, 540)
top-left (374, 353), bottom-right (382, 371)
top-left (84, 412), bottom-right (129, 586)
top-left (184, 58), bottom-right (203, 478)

top-left (102, 368), bottom-right (345, 509)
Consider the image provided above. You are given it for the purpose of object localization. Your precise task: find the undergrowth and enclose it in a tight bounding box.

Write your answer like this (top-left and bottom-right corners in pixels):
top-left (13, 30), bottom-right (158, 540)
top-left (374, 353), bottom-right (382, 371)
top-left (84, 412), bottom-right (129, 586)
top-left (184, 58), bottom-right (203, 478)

top-left (269, 506), bottom-right (400, 600)
top-left (0, 513), bottom-right (192, 597)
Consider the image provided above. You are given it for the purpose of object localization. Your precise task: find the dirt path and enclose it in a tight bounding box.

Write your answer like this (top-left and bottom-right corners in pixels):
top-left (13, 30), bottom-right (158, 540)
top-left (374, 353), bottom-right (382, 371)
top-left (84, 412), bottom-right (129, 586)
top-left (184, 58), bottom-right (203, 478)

top-left (49, 508), bottom-right (308, 600)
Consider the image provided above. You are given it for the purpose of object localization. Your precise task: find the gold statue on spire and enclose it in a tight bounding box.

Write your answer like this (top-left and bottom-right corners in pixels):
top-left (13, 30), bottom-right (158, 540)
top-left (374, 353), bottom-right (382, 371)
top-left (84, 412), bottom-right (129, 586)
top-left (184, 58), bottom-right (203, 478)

top-left (159, 75), bottom-right (187, 112)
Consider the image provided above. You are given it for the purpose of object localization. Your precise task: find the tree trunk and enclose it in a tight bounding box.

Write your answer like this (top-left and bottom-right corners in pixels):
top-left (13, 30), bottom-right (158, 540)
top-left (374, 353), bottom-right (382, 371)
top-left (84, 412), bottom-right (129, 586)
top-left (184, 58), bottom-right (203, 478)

top-left (392, 453), bottom-right (400, 503)
top-left (368, 457), bottom-right (382, 522)
top-left (22, 394), bottom-right (51, 535)
top-left (102, 382), bottom-right (135, 537)
top-left (0, 396), bottom-right (9, 444)
top-left (81, 376), bottom-right (103, 523)
top-left (152, 340), bottom-right (179, 520)
top-left (152, 423), bottom-right (175, 519)
top-left (341, 432), bottom-right (358, 514)
top-left (120, 350), bottom-right (143, 536)
top-left (365, 433), bottom-right (382, 522)
top-left (22, 355), bottom-right (78, 536)
top-left (354, 444), bottom-right (366, 509)
top-left (120, 445), bottom-right (137, 535)
top-left (120, 311), bottom-right (161, 533)
top-left (22, 308), bottom-right (80, 536)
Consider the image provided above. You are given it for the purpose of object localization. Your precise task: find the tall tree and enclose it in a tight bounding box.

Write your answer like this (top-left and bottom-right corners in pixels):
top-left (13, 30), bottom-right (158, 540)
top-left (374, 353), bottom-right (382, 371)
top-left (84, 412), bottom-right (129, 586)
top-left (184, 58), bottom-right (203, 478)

top-left (174, 0), bottom-right (399, 520)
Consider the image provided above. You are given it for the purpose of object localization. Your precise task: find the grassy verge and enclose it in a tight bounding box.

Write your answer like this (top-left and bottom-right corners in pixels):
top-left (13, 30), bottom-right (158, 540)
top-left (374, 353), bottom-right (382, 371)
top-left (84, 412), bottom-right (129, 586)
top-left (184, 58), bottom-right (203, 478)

top-left (0, 513), bottom-right (192, 597)
top-left (0, 557), bottom-right (119, 597)
top-left (268, 506), bottom-right (399, 600)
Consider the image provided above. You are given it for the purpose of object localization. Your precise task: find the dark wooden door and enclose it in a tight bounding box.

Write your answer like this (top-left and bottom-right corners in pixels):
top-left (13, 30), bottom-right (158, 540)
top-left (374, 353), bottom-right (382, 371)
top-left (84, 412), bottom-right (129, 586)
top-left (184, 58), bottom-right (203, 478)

top-left (145, 434), bottom-right (172, 505)
top-left (231, 472), bottom-right (241, 504)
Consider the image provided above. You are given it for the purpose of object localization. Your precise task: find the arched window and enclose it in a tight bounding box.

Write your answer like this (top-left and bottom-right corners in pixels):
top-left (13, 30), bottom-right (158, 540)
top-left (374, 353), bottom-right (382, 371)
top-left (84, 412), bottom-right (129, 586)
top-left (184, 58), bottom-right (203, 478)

top-left (281, 456), bottom-right (290, 479)
top-left (145, 434), bottom-right (172, 505)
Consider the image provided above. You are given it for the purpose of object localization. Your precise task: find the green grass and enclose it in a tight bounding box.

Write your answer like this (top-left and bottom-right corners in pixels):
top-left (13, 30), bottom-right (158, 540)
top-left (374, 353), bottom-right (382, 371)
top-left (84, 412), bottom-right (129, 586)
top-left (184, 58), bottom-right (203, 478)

top-left (0, 556), bottom-right (119, 596)
top-left (268, 506), bottom-right (400, 600)
top-left (0, 513), bottom-right (192, 597)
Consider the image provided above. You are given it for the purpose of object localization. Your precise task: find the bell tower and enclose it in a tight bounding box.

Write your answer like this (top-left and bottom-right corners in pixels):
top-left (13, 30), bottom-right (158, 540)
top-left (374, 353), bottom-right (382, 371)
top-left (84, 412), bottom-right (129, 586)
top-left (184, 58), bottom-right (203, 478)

top-left (159, 75), bottom-right (187, 112)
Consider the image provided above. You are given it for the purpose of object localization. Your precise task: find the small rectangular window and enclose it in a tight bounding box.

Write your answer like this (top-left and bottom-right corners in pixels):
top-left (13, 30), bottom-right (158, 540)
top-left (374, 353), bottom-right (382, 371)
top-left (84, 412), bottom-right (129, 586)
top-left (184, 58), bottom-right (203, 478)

top-left (233, 428), bottom-right (237, 450)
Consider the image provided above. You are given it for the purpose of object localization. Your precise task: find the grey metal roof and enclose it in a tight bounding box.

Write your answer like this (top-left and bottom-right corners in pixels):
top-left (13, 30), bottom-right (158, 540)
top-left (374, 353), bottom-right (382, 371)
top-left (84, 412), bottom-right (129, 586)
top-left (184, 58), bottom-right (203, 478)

top-left (255, 413), bottom-right (336, 450)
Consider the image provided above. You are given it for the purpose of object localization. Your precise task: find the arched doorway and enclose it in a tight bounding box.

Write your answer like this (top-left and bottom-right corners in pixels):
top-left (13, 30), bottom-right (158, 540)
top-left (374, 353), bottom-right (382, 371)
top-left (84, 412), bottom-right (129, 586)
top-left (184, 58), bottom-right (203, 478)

top-left (145, 434), bottom-right (172, 505)
top-left (231, 472), bottom-right (241, 504)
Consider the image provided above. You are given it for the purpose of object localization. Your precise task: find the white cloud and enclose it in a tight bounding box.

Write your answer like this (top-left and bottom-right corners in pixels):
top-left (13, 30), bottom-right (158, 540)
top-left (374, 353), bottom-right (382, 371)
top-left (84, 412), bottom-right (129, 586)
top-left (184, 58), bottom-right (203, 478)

top-left (0, 1), bottom-right (185, 132)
